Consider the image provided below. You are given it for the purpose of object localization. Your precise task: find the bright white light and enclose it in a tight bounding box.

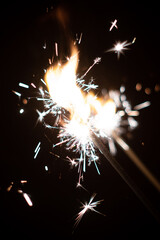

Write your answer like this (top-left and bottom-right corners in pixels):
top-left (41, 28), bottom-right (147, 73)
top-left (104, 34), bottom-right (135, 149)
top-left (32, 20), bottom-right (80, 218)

top-left (23, 193), bottom-right (33, 206)
top-left (19, 82), bottom-right (29, 88)
top-left (45, 165), bottom-right (48, 171)
top-left (74, 194), bottom-right (104, 227)
top-left (19, 108), bottom-right (24, 114)
top-left (107, 40), bottom-right (132, 58)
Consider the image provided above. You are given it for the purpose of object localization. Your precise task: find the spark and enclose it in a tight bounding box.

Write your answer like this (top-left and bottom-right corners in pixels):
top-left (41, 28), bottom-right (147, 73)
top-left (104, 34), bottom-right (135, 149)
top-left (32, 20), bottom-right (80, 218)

top-left (109, 19), bottom-right (118, 31)
top-left (80, 57), bottom-right (101, 79)
top-left (55, 42), bottom-right (58, 56)
top-left (134, 101), bottom-right (151, 110)
top-left (6, 182), bottom-right (14, 192)
top-left (78, 33), bottom-right (83, 44)
top-left (66, 156), bottom-right (78, 168)
top-left (19, 108), bottom-right (24, 114)
top-left (19, 82), bottom-right (29, 88)
top-left (45, 165), bottom-right (48, 171)
top-left (57, 118), bottom-right (99, 176)
top-left (36, 109), bottom-right (50, 122)
top-left (18, 190), bottom-right (33, 206)
top-left (34, 141), bottom-right (41, 159)
top-left (12, 90), bottom-right (21, 97)
top-left (127, 110), bottom-right (139, 116)
top-left (74, 194), bottom-right (104, 227)
top-left (31, 83), bottom-right (36, 88)
top-left (120, 85), bottom-right (125, 93)
top-left (132, 37), bottom-right (136, 44)
top-left (74, 33), bottom-right (83, 45)
top-left (23, 193), bottom-right (33, 206)
top-left (40, 78), bottom-right (46, 86)
top-left (20, 180), bottom-right (27, 184)
top-left (107, 40), bottom-right (132, 58)
top-left (76, 182), bottom-right (88, 192)
top-left (43, 41), bottom-right (46, 49)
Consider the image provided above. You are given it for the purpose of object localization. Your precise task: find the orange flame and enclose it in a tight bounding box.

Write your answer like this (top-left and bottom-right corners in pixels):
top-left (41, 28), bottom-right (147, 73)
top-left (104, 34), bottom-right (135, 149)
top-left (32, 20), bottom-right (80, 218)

top-left (45, 46), bottom-right (90, 123)
top-left (45, 45), bottom-right (117, 137)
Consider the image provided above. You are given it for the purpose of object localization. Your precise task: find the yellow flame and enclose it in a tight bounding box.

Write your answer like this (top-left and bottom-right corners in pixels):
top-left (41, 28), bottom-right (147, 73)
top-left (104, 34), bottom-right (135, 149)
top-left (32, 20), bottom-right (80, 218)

top-left (45, 46), bottom-right (90, 123)
top-left (45, 45), bottom-right (117, 138)
top-left (94, 99), bottom-right (117, 136)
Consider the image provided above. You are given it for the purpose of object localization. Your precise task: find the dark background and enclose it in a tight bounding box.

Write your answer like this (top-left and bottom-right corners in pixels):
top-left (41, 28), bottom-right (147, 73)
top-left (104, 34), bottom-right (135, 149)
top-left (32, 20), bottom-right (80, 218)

top-left (1, 0), bottom-right (160, 239)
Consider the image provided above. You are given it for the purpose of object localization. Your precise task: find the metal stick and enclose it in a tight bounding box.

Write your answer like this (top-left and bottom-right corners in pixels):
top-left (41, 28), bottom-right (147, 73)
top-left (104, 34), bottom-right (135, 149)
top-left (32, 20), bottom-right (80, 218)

top-left (90, 131), bottom-right (160, 223)
top-left (112, 132), bottom-right (160, 192)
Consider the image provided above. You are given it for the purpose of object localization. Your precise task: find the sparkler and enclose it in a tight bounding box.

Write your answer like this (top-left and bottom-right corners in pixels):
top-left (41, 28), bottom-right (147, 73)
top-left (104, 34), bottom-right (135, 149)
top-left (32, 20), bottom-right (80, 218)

top-left (13, 21), bottom-right (160, 225)
top-left (13, 42), bottom-right (160, 191)
top-left (90, 131), bottom-right (160, 222)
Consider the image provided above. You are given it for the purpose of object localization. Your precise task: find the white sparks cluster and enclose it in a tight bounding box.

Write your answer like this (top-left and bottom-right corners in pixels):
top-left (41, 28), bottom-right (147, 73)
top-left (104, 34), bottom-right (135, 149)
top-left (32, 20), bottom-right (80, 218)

top-left (12, 30), bottom-right (150, 226)
top-left (13, 51), bottom-right (150, 182)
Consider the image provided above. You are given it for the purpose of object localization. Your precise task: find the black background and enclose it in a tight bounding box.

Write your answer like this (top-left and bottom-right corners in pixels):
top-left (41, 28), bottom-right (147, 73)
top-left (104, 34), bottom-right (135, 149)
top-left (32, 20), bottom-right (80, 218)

top-left (1, 0), bottom-right (160, 239)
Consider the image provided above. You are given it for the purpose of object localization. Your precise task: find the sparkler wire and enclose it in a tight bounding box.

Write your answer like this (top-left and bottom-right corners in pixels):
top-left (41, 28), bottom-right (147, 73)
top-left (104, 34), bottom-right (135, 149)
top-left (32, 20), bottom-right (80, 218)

top-left (90, 131), bottom-right (160, 223)
top-left (113, 132), bottom-right (160, 192)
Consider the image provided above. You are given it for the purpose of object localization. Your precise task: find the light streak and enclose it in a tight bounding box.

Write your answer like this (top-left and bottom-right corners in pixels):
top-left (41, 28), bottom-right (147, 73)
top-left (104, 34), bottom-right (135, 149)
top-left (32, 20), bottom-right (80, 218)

top-left (55, 42), bottom-right (58, 56)
top-left (76, 182), bottom-right (88, 192)
top-left (34, 141), bottom-right (41, 159)
top-left (18, 190), bottom-right (33, 206)
top-left (80, 57), bottom-right (101, 79)
top-left (7, 182), bottom-right (14, 192)
top-left (20, 180), bottom-right (27, 184)
top-left (12, 90), bottom-right (21, 97)
top-left (134, 101), bottom-right (151, 110)
top-left (19, 82), bottom-right (29, 88)
top-left (40, 78), bottom-right (46, 86)
top-left (23, 193), bottom-right (33, 206)
top-left (132, 37), bottom-right (136, 44)
top-left (34, 141), bottom-right (41, 153)
top-left (78, 33), bottom-right (83, 44)
top-left (31, 83), bottom-right (36, 88)
top-left (109, 19), bottom-right (118, 31)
